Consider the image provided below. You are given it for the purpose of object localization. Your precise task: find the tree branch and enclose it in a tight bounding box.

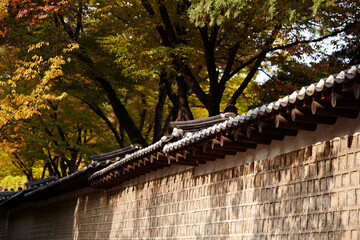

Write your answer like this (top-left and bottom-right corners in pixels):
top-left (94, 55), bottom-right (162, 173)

top-left (76, 124), bottom-right (82, 145)
top-left (138, 95), bottom-right (147, 132)
top-left (227, 22), bottom-right (356, 83)
top-left (227, 55), bottom-right (265, 106)
top-left (153, 73), bottom-right (167, 142)
top-left (58, 14), bottom-right (75, 40)
top-left (71, 49), bottom-right (148, 146)
top-left (228, 51), bottom-right (265, 80)
top-left (141, 0), bottom-right (155, 15)
top-left (269, 23), bottom-right (356, 53)
top-left (228, 24), bottom-right (283, 105)
top-left (219, 42), bottom-right (240, 87)
top-left (74, 3), bottom-right (83, 41)
top-left (12, 153), bottom-right (33, 181)
top-left (45, 149), bottom-right (61, 177)
top-left (84, 100), bottom-right (124, 148)
top-left (141, 0), bottom-right (208, 107)
top-left (163, 75), bottom-right (178, 105)
top-left (158, 0), bottom-right (178, 44)
top-left (176, 62), bottom-right (208, 106)
top-left (38, 116), bottom-right (59, 147)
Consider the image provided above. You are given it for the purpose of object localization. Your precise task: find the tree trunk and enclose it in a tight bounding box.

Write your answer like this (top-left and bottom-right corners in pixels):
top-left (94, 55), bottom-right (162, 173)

top-left (94, 76), bottom-right (148, 147)
top-left (138, 95), bottom-right (147, 132)
top-left (73, 49), bottom-right (148, 147)
top-left (160, 105), bottom-right (174, 135)
top-left (48, 156), bottom-right (62, 178)
top-left (67, 159), bottom-right (77, 175)
top-left (207, 98), bottom-right (221, 116)
top-left (153, 73), bottom-right (167, 142)
top-left (176, 76), bottom-right (193, 121)
top-left (60, 158), bottom-right (67, 177)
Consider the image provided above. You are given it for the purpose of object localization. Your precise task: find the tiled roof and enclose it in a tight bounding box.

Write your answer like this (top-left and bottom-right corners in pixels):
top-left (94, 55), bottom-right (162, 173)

top-left (0, 148), bottom-right (120, 208)
top-left (25, 176), bottom-right (58, 189)
top-left (89, 64), bottom-right (360, 188)
top-left (163, 65), bottom-right (360, 153)
top-left (170, 110), bottom-right (237, 134)
top-left (22, 160), bottom-right (111, 201)
top-left (89, 136), bottom-right (175, 182)
top-left (90, 145), bottom-right (141, 162)
top-left (89, 109), bottom-right (238, 184)
top-left (0, 190), bottom-right (17, 202)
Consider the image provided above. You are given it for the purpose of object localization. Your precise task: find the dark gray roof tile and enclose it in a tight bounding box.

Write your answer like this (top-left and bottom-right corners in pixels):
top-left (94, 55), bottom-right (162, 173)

top-left (163, 65), bottom-right (360, 153)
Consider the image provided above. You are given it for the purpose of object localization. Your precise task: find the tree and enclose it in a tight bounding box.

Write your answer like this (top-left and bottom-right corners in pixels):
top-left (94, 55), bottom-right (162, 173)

top-left (0, 0), bottom-right (151, 146)
top-left (101, 0), bottom-right (358, 115)
top-left (0, 0), bottom-right (359, 184)
top-left (0, 94), bottom-right (119, 178)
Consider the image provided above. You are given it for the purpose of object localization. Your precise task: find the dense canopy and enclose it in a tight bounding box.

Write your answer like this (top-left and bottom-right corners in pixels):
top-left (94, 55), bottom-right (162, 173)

top-left (0, 0), bottom-right (359, 188)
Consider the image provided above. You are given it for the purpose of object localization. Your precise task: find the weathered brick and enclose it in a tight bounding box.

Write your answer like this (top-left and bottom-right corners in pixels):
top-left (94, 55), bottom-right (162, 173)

top-left (320, 178), bottom-right (327, 191)
top-left (334, 211), bottom-right (341, 227)
top-left (340, 210), bottom-right (349, 226)
top-left (339, 191), bottom-right (347, 206)
top-left (328, 231), bottom-right (334, 240)
top-left (308, 180), bottom-right (314, 193)
top-left (339, 155), bottom-right (347, 171)
top-left (351, 171), bottom-right (359, 186)
top-left (331, 140), bottom-right (340, 156)
top-left (318, 160), bottom-right (325, 175)
top-left (301, 181), bottom-right (307, 194)
top-left (351, 230), bottom-right (360, 240)
top-left (349, 210), bottom-right (358, 227)
top-left (349, 153), bottom-right (356, 168)
top-left (347, 190), bottom-right (355, 206)
top-left (295, 182), bottom-right (301, 195)
top-left (355, 152), bottom-right (360, 167)
top-left (335, 174), bottom-right (342, 189)
top-left (323, 194), bottom-right (330, 209)
top-left (298, 165), bottom-right (305, 179)
top-left (343, 173), bottom-right (350, 187)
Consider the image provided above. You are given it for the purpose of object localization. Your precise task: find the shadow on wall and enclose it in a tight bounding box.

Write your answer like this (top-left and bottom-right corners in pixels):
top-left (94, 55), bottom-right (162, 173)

top-left (248, 136), bottom-right (359, 239)
top-left (134, 172), bottom-right (185, 238)
top-left (72, 188), bottom-right (115, 240)
top-left (4, 194), bottom-right (78, 239)
top-left (191, 135), bottom-right (359, 239)
top-left (0, 210), bottom-right (8, 238)
top-left (71, 134), bottom-right (360, 239)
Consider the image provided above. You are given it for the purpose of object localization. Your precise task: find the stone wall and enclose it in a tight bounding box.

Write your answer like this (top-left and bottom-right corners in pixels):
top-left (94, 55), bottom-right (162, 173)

top-left (2, 134), bottom-right (360, 239)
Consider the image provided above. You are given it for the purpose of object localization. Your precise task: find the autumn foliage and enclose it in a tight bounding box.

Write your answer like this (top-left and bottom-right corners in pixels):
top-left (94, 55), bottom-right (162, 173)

top-left (0, 0), bottom-right (359, 187)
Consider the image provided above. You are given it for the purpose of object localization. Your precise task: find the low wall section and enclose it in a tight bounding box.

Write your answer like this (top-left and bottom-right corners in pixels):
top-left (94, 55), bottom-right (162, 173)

top-left (2, 134), bottom-right (360, 239)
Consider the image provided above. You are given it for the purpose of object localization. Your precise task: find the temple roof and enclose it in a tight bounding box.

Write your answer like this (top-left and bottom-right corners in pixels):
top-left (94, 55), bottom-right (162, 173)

top-left (170, 105), bottom-right (237, 134)
top-left (89, 64), bottom-right (360, 188)
top-left (0, 189), bottom-right (17, 202)
top-left (25, 176), bottom-right (58, 189)
top-left (163, 65), bottom-right (360, 153)
top-left (90, 145), bottom-right (141, 162)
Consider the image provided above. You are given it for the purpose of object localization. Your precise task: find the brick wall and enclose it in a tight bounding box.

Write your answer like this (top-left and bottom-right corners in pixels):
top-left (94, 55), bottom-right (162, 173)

top-left (2, 134), bottom-right (360, 239)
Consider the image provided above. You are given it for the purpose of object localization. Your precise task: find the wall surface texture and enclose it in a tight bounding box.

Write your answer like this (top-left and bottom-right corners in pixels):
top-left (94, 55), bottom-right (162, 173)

top-left (2, 133), bottom-right (360, 239)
